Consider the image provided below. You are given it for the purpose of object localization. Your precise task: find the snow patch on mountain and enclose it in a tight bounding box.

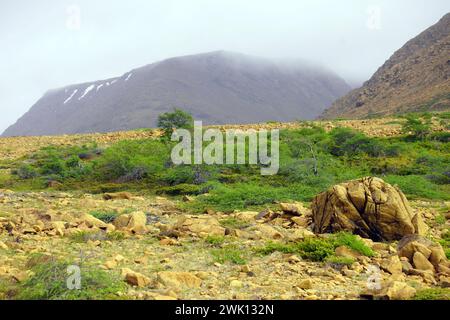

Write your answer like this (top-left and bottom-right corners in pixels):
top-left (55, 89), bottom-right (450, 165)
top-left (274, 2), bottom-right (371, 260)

top-left (63, 89), bottom-right (78, 104)
top-left (78, 85), bottom-right (95, 100)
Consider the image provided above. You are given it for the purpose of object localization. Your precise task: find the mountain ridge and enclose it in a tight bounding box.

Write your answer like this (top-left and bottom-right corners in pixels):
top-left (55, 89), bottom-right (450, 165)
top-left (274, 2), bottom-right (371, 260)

top-left (321, 13), bottom-right (450, 119)
top-left (3, 51), bottom-right (350, 136)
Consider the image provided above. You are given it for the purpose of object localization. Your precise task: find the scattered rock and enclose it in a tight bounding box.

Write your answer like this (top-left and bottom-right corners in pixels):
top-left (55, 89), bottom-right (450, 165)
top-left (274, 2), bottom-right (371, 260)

top-left (362, 281), bottom-right (416, 300)
top-left (104, 260), bottom-right (117, 270)
top-left (279, 202), bottom-right (307, 216)
top-left (173, 216), bottom-right (225, 237)
top-left (297, 279), bottom-right (313, 289)
top-left (397, 235), bottom-right (449, 276)
top-left (157, 271), bottom-right (202, 288)
top-left (113, 211), bottom-right (147, 232)
top-left (0, 241), bottom-right (8, 250)
top-left (124, 270), bottom-right (152, 287)
top-left (103, 192), bottom-right (133, 200)
top-left (413, 252), bottom-right (435, 272)
top-left (380, 255), bottom-right (403, 275)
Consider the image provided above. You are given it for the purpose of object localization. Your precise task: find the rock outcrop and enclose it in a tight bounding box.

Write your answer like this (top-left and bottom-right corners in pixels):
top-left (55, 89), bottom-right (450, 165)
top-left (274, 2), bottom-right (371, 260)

top-left (397, 235), bottom-right (450, 276)
top-left (311, 177), bottom-right (424, 241)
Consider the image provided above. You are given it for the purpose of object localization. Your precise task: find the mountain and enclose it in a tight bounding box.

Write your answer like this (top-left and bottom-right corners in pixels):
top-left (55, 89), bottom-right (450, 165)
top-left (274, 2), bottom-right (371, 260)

top-left (321, 13), bottom-right (450, 119)
top-left (2, 51), bottom-right (350, 136)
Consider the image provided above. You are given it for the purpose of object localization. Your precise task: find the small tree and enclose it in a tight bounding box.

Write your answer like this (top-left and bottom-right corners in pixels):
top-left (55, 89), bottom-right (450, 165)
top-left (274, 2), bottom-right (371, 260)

top-left (402, 116), bottom-right (431, 140)
top-left (157, 108), bottom-right (194, 137)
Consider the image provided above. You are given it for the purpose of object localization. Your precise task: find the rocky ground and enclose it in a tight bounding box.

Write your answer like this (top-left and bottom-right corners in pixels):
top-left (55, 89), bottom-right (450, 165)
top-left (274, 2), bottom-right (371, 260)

top-left (0, 189), bottom-right (448, 300)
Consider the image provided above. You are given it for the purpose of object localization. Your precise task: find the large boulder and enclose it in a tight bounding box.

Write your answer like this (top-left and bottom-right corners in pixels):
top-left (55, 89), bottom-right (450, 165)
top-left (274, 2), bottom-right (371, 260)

top-left (311, 177), bottom-right (422, 241)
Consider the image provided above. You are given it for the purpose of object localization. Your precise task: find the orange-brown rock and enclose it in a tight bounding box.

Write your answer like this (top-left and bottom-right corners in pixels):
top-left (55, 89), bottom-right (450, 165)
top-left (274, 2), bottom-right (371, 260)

top-left (311, 177), bottom-right (421, 241)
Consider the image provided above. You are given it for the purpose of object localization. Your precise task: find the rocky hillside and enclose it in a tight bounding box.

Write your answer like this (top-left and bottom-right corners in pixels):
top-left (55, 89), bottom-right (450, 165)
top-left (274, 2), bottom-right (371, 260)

top-left (321, 13), bottom-right (450, 119)
top-left (2, 51), bottom-right (350, 136)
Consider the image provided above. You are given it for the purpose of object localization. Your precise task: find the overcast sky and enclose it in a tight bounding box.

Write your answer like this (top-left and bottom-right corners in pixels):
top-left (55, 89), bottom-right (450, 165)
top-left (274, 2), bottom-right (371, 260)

top-left (1, 0), bottom-right (449, 134)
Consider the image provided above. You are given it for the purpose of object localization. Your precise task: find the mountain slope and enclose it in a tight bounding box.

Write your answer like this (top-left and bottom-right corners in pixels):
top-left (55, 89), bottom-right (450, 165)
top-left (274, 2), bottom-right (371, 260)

top-left (321, 13), bottom-right (450, 119)
top-left (3, 51), bottom-right (350, 136)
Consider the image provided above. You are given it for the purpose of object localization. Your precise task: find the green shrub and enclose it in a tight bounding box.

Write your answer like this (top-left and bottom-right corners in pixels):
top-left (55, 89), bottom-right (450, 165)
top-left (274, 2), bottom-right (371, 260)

top-left (69, 230), bottom-right (125, 243)
top-left (93, 139), bottom-right (169, 181)
top-left (327, 128), bottom-right (384, 157)
top-left (89, 210), bottom-right (119, 223)
top-left (211, 245), bottom-right (247, 265)
top-left (205, 235), bottom-right (226, 246)
top-left (402, 116), bottom-right (431, 140)
top-left (17, 259), bottom-right (125, 300)
top-left (16, 164), bottom-right (38, 179)
top-left (296, 238), bottom-right (336, 262)
top-left (332, 232), bottom-right (374, 257)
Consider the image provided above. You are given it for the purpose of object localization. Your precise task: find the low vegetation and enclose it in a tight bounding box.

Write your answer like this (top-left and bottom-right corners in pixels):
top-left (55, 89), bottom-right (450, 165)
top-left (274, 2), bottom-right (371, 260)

top-left (255, 232), bottom-right (373, 262)
top-left (2, 112), bottom-right (448, 213)
top-left (1, 258), bottom-right (125, 300)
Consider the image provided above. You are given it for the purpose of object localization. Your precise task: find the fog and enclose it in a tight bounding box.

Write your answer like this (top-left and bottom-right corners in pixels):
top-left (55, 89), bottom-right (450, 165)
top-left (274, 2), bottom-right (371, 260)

top-left (1, 0), bottom-right (449, 133)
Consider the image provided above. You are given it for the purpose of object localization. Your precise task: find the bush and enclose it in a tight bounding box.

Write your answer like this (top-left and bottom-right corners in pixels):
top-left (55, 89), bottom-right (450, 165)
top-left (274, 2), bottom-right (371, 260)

top-left (16, 259), bottom-right (125, 300)
top-left (332, 232), bottom-right (374, 257)
top-left (296, 238), bottom-right (336, 261)
top-left (89, 210), bottom-right (119, 223)
top-left (205, 235), bottom-right (226, 246)
top-left (93, 140), bottom-right (169, 181)
top-left (16, 164), bottom-right (38, 179)
top-left (327, 128), bottom-right (385, 157)
top-left (402, 116), bottom-right (431, 140)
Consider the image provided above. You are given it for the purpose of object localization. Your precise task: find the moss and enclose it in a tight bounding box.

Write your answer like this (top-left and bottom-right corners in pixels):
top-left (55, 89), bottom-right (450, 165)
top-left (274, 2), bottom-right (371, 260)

top-left (211, 245), bottom-right (247, 265)
top-left (69, 230), bottom-right (125, 243)
top-left (414, 288), bottom-right (450, 300)
top-left (205, 235), bottom-right (226, 246)
top-left (219, 218), bottom-right (251, 229)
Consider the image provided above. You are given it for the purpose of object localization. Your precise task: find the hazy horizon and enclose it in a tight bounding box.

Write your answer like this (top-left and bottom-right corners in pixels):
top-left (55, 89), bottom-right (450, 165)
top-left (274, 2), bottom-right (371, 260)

top-left (1, 0), bottom-right (449, 134)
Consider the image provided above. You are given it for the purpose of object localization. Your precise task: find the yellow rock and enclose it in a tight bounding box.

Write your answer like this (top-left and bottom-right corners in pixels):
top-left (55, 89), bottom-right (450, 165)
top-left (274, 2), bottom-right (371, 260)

top-left (297, 279), bottom-right (313, 289)
top-left (104, 260), bottom-right (117, 270)
top-left (0, 241), bottom-right (8, 250)
top-left (157, 271), bottom-right (202, 288)
top-left (124, 270), bottom-right (151, 287)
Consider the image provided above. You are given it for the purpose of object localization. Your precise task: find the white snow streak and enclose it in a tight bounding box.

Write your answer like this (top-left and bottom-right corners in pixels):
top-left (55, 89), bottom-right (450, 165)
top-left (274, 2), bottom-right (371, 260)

top-left (125, 73), bottom-right (133, 81)
top-left (96, 84), bottom-right (104, 91)
top-left (63, 89), bottom-right (78, 104)
top-left (78, 85), bottom-right (95, 100)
